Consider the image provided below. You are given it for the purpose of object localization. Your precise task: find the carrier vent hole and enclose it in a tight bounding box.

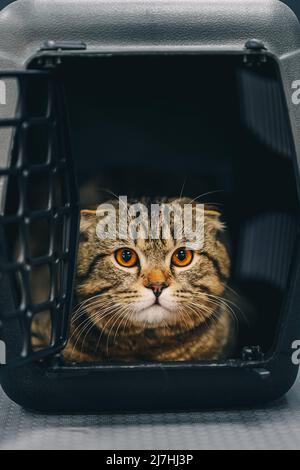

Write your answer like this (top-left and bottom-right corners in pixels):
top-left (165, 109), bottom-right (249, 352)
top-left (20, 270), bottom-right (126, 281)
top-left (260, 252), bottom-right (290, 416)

top-left (24, 122), bottom-right (51, 166)
top-left (4, 175), bottom-right (20, 216)
top-left (29, 264), bottom-right (51, 306)
top-left (22, 75), bottom-right (50, 119)
top-left (28, 217), bottom-right (50, 259)
top-left (27, 170), bottom-right (50, 212)
top-left (0, 128), bottom-right (18, 169)
top-left (9, 270), bottom-right (24, 316)
top-left (31, 310), bottom-right (52, 351)
top-left (53, 168), bottom-right (70, 208)
top-left (3, 221), bottom-right (22, 263)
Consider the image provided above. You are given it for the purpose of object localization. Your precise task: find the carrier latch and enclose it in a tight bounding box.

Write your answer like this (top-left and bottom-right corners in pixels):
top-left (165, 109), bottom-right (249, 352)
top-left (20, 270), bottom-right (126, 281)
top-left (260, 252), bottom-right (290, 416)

top-left (245, 39), bottom-right (267, 52)
top-left (244, 39), bottom-right (267, 65)
top-left (40, 40), bottom-right (87, 52)
top-left (242, 346), bottom-right (265, 362)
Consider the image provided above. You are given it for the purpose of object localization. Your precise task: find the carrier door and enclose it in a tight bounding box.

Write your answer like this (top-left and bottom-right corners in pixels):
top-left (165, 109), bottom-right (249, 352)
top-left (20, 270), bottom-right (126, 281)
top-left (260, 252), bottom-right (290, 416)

top-left (0, 69), bottom-right (79, 370)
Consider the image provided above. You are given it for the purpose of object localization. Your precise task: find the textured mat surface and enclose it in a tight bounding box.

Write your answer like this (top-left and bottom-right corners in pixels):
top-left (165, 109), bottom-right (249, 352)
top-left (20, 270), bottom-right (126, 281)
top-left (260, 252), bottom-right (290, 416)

top-left (0, 374), bottom-right (300, 450)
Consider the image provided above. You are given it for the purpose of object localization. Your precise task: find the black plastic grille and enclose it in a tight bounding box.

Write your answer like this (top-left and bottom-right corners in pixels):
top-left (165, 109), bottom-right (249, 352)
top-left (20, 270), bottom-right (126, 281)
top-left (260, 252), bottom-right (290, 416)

top-left (0, 70), bottom-right (79, 368)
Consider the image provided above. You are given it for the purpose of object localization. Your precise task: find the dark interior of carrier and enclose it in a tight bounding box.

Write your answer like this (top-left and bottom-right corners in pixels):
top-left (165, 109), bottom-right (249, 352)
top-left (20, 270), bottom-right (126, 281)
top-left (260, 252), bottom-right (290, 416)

top-left (1, 53), bottom-right (299, 368)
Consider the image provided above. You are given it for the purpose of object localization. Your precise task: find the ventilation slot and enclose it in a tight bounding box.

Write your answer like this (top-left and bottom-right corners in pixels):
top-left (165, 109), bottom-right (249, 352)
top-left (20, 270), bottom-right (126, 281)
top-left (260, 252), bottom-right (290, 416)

top-left (238, 68), bottom-right (293, 158)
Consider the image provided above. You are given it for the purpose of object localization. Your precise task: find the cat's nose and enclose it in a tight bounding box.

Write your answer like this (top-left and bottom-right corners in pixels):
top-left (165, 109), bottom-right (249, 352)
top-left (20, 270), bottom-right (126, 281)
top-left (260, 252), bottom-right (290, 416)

top-left (146, 283), bottom-right (168, 298)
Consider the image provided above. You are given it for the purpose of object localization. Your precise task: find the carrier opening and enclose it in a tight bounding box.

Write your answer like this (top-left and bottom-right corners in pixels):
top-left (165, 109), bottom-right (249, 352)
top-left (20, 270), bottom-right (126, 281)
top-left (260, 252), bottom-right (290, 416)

top-left (0, 53), bottom-right (299, 369)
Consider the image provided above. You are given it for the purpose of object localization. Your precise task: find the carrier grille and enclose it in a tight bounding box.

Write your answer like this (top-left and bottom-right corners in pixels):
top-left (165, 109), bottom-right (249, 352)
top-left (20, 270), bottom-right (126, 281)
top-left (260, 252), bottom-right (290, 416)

top-left (0, 70), bottom-right (79, 368)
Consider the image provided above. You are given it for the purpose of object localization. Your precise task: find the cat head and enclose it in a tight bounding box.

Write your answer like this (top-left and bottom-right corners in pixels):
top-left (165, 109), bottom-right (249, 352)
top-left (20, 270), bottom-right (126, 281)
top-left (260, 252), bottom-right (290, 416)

top-left (75, 198), bottom-right (230, 331)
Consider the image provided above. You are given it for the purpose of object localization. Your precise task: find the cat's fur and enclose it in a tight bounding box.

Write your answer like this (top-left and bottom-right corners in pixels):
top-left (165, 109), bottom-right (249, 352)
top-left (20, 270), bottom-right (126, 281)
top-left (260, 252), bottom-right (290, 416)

top-left (60, 198), bottom-right (236, 362)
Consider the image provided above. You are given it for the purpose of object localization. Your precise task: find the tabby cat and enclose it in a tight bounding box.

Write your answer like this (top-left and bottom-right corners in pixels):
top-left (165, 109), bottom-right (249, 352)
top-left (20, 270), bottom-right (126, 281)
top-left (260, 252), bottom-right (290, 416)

top-left (59, 197), bottom-right (236, 363)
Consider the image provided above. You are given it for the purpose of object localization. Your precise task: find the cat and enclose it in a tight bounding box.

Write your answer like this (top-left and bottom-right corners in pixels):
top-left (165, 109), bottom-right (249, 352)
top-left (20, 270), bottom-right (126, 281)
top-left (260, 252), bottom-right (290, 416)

top-left (60, 197), bottom-right (237, 363)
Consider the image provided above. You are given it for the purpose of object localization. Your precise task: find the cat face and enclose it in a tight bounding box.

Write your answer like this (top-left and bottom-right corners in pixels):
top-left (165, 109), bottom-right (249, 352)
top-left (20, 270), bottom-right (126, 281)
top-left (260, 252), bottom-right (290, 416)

top-left (75, 198), bottom-right (230, 331)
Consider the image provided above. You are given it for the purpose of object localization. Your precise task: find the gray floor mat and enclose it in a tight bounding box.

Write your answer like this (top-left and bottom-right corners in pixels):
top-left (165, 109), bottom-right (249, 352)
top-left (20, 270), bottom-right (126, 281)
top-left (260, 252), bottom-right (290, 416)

top-left (1, 374), bottom-right (300, 450)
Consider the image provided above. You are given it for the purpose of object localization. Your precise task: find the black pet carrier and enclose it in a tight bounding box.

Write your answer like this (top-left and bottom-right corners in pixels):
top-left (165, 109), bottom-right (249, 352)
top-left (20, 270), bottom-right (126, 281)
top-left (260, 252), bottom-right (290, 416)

top-left (0, 0), bottom-right (300, 412)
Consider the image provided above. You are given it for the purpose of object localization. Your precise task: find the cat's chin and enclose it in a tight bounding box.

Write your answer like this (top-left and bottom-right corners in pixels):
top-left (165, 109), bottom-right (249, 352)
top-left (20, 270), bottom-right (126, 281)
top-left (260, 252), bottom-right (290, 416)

top-left (133, 304), bottom-right (174, 326)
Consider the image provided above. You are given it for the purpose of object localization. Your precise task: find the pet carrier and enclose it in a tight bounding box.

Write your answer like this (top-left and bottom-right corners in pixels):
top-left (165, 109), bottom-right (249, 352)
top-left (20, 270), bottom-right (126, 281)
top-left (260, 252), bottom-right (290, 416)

top-left (0, 0), bottom-right (300, 412)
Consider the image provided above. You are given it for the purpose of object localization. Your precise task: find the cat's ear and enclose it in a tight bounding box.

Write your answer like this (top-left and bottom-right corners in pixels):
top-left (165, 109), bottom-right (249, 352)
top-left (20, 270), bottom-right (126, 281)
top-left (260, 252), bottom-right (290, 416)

top-left (81, 210), bottom-right (97, 215)
top-left (80, 209), bottom-right (97, 241)
top-left (204, 205), bottom-right (225, 232)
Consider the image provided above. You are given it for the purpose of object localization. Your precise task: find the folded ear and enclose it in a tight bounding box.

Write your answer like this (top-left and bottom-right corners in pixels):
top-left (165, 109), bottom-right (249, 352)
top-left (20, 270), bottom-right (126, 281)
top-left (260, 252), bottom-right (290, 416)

top-left (80, 209), bottom-right (97, 240)
top-left (81, 209), bottom-right (97, 216)
top-left (204, 204), bottom-right (221, 216)
top-left (204, 205), bottom-right (225, 232)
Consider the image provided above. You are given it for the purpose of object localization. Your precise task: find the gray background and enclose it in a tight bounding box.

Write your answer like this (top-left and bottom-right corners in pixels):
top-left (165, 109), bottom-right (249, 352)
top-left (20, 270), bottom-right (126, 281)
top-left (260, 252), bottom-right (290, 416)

top-left (0, 374), bottom-right (300, 450)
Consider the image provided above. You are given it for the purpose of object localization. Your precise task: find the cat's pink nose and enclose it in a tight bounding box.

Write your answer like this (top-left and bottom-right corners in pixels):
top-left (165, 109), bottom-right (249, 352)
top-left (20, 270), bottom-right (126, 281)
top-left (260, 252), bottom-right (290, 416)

top-left (147, 283), bottom-right (168, 298)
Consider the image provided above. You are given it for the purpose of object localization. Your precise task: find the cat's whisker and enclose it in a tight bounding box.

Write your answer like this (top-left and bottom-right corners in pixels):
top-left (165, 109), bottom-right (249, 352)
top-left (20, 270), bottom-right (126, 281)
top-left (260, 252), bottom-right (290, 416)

top-left (178, 306), bottom-right (194, 330)
top-left (224, 285), bottom-right (239, 297)
top-left (195, 296), bottom-right (237, 322)
top-left (119, 303), bottom-right (140, 336)
top-left (78, 306), bottom-right (122, 355)
top-left (70, 310), bottom-right (112, 356)
top-left (97, 187), bottom-right (132, 219)
top-left (70, 318), bottom-right (96, 358)
top-left (183, 297), bottom-right (232, 331)
top-left (72, 293), bottom-right (110, 315)
top-left (72, 306), bottom-right (120, 357)
top-left (199, 296), bottom-right (241, 332)
top-left (71, 297), bottom-right (121, 322)
top-left (71, 297), bottom-right (114, 322)
top-left (179, 303), bottom-right (199, 326)
top-left (104, 308), bottom-right (128, 356)
top-left (94, 313), bottom-right (118, 355)
top-left (190, 288), bottom-right (245, 324)
top-left (112, 306), bottom-right (134, 345)
top-left (185, 303), bottom-right (210, 324)
top-left (179, 176), bottom-right (188, 200)
top-left (79, 308), bottom-right (116, 356)
top-left (105, 305), bottom-right (131, 348)
top-left (204, 293), bottom-right (248, 326)
top-left (73, 302), bottom-right (118, 334)
top-left (69, 316), bottom-right (92, 349)
top-left (70, 303), bottom-right (122, 350)
top-left (189, 190), bottom-right (224, 205)
top-left (72, 292), bottom-right (139, 322)
top-left (91, 304), bottom-right (131, 356)
top-left (71, 303), bottom-right (113, 326)
top-left (73, 296), bottom-right (112, 310)
top-left (77, 319), bottom-right (100, 356)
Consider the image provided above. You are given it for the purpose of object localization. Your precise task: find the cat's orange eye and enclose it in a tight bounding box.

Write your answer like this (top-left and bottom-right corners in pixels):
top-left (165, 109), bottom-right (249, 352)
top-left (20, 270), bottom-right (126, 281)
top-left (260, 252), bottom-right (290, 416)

top-left (171, 248), bottom-right (193, 268)
top-left (115, 248), bottom-right (139, 268)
